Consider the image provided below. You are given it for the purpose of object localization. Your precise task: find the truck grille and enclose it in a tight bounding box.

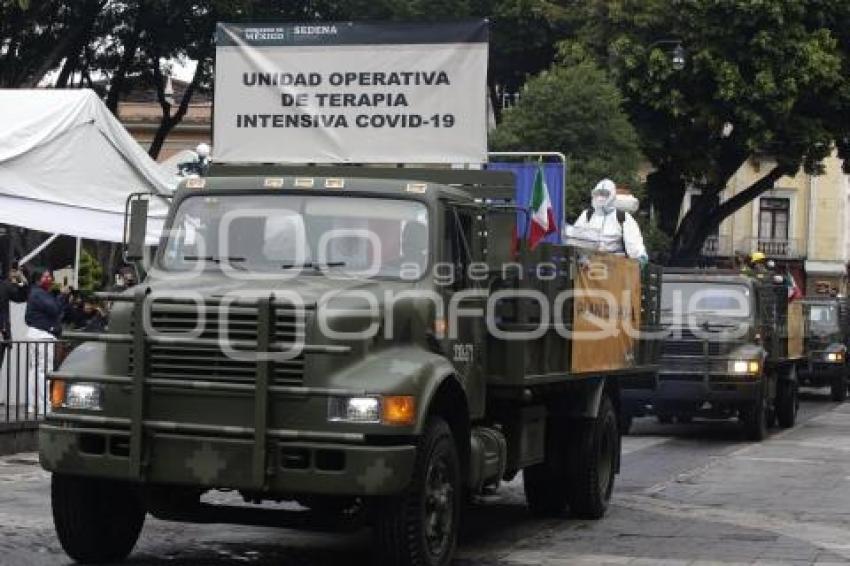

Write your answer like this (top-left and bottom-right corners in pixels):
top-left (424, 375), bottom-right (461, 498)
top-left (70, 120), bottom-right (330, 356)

top-left (662, 340), bottom-right (722, 357)
top-left (136, 304), bottom-right (307, 385)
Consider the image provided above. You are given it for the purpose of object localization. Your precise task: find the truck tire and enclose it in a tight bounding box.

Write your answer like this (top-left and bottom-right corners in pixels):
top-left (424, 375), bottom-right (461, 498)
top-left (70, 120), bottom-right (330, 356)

top-left (776, 373), bottom-right (798, 429)
top-left (52, 473), bottom-right (145, 564)
top-left (566, 394), bottom-right (619, 519)
top-left (740, 392), bottom-right (768, 441)
top-left (373, 417), bottom-right (460, 566)
top-left (831, 371), bottom-right (847, 402)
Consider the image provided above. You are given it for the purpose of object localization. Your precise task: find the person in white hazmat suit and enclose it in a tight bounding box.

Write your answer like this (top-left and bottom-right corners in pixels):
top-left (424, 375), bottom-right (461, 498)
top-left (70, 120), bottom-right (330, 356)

top-left (564, 179), bottom-right (648, 264)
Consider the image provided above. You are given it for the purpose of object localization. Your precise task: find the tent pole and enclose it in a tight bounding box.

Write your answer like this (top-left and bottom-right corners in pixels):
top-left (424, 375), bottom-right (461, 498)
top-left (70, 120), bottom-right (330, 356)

top-left (19, 233), bottom-right (60, 267)
top-left (73, 237), bottom-right (81, 288)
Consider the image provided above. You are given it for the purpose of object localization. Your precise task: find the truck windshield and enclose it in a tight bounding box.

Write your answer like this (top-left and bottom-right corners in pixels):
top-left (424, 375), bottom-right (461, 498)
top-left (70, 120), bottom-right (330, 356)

top-left (661, 282), bottom-right (751, 318)
top-left (808, 304), bottom-right (839, 330)
top-left (160, 194), bottom-right (429, 278)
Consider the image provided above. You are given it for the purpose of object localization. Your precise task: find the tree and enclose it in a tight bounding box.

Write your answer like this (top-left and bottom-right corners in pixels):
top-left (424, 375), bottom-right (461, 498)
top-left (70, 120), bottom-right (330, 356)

top-left (77, 247), bottom-right (103, 292)
top-left (0, 0), bottom-right (105, 87)
top-left (584, 0), bottom-right (850, 262)
top-left (490, 57), bottom-right (643, 220)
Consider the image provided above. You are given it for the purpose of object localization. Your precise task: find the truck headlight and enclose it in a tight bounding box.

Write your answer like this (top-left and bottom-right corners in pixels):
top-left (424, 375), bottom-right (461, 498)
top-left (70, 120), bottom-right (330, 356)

top-left (826, 352), bottom-right (844, 363)
top-left (328, 395), bottom-right (416, 426)
top-left (329, 397), bottom-right (380, 423)
top-left (729, 360), bottom-right (760, 375)
top-left (50, 380), bottom-right (103, 411)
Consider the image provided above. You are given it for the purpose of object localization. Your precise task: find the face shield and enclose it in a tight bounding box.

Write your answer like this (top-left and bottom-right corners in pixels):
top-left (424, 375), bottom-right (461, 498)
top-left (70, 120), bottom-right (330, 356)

top-left (591, 179), bottom-right (617, 214)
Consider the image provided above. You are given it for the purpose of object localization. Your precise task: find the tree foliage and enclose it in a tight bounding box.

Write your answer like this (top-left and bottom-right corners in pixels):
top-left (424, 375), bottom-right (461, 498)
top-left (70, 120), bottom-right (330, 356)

top-left (582, 0), bottom-right (850, 261)
top-left (77, 247), bottom-right (103, 292)
top-left (490, 58), bottom-right (643, 220)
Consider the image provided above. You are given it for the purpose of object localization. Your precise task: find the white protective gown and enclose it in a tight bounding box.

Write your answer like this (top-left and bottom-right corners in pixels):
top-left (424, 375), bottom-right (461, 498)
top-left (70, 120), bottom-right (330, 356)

top-left (564, 179), bottom-right (648, 259)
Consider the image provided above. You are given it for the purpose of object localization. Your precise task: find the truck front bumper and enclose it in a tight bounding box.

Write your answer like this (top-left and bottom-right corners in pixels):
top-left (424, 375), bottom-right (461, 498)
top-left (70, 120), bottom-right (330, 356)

top-left (622, 374), bottom-right (761, 416)
top-left (39, 424), bottom-right (416, 496)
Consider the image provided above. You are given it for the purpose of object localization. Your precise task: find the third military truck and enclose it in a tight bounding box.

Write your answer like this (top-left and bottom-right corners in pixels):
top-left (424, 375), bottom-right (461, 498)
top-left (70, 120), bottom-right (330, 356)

top-left (41, 166), bottom-right (663, 566)
top-left (799, 295), bottom-right (850, 401)
top-left (622, 269), bottom-right (803, 440)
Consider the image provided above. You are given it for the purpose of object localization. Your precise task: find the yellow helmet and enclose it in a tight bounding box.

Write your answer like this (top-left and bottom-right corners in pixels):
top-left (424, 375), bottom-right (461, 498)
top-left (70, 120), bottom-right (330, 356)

top-left (750, 251), bottom-right (766, 263)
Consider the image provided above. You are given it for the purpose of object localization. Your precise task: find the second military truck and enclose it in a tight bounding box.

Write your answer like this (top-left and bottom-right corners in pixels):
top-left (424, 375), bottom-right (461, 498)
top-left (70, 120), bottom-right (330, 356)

top-left (41, 167), bottom-right (663, 566)
top-left (799, 296), bottom-right (850, 401)
top-left (622, 269), bottom-right (803, 440)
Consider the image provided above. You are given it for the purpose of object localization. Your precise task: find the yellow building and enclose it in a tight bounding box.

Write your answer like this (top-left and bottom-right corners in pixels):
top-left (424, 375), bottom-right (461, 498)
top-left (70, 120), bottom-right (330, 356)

top-left (682, 151), bottom-right (849, 294)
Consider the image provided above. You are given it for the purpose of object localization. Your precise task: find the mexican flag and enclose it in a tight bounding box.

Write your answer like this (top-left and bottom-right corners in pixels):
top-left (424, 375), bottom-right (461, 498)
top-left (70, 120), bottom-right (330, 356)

top-left (786, 272), bottom-right (802, 301)
top-left (528, 164), bottom-right (557, 250)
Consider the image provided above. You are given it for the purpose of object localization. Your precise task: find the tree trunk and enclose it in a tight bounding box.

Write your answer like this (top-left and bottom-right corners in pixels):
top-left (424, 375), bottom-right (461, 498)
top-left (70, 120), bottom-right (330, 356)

top-left (147, 53), bottom-right (206, 159)
top-left (645, 168), bottom-right (687, 236)
top-left (668, 164), bottom-right (788, 265)
top-left (105, 2), bottom-right (144, 114)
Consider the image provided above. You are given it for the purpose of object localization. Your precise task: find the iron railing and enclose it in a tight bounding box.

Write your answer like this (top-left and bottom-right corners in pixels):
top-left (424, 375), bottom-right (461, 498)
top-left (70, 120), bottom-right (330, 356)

top-left (0, 340), bottom-right (65, 424)
top-left (751, 237), bottom-right (801, 258)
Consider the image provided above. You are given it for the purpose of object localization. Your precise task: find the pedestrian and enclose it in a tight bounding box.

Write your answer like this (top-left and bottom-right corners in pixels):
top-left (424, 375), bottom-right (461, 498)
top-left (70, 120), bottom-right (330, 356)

top-left (0, 262), bottom-right (28, 381)
top-left (24, 269), bottom-right (62, 417)
top-left (567, 179), bottom-right (649, 263)
top-left (109, 266), bottom-right (137, 292)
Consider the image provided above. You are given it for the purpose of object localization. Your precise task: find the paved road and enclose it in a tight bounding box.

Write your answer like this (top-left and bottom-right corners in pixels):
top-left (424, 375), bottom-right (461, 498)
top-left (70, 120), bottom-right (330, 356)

top-left (3, 388), bottom-right (850, 565)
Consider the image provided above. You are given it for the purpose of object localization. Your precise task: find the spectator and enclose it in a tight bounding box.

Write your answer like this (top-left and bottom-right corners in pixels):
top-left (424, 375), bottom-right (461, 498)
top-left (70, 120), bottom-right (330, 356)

top-left (110, 266), bottom-right (138, 292)
top-left (24, 269), bottom-right (62, 416)
top-left (0, 262), bottom-right (28, 377)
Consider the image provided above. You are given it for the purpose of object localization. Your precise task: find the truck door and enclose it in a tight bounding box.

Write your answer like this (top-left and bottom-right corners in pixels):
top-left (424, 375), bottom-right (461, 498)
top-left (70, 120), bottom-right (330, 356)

top-left (441, 204), bottom-right (487, 418)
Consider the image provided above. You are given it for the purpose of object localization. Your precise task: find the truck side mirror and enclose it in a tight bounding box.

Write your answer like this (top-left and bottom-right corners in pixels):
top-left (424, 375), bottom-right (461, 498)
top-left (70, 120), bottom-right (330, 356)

top-left (126, 198), bottom-right (149, 262)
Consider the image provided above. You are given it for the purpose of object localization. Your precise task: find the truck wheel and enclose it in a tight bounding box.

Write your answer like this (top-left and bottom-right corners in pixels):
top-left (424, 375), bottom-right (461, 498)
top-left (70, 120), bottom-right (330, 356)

top-left (831, 372), bottom-right (847, 402)
top-left (740, 393), bottom-right (768, 441)
top-left (566, 394), bottom-right (619, 519)
top-left (52, 473), bottom-right (145, 564)
top-left (373, 417), bottom-right (460, 566)
top-left (776, 378), bottom-right (798, 429)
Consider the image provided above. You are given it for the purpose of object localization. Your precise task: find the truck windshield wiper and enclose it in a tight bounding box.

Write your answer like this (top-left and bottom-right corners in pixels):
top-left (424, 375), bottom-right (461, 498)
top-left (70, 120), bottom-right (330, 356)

top-left (281, 261), bottom-right (347, 271)
top-left (183, 255), bottom-right (246, 263)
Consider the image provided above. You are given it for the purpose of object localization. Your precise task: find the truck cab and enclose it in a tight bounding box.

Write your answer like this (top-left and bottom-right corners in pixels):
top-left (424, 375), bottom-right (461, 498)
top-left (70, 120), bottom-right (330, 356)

top-left (799, 296), bottom-right (850, 400)
top-left (622, 269), bottom-right (802, 440)
top-left (41, 167), bottom-right (662, 566)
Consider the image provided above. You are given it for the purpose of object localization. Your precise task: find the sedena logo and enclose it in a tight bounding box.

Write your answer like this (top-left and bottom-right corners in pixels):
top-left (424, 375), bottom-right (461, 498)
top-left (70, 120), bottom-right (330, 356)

top-left (294, 25), bottom-right (339, 36)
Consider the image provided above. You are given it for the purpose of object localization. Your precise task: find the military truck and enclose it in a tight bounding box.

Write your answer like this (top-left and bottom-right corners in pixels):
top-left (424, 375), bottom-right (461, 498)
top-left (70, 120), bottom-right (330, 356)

top-left (622, 269), bottom-right (803, 440)
top-left (41, 166), bottom-right (662, 566)
top-left (799, 296), bottom-right (850, 401)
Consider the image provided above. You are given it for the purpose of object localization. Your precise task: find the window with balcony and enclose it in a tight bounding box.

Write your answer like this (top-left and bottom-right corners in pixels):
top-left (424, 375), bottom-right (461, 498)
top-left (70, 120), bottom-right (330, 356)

top-left (758, 197), bottom-right (791, 256)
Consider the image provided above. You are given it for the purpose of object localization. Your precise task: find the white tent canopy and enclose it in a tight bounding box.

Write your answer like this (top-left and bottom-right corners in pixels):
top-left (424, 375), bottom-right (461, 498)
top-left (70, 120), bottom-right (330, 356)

top-left (0, 89), bottom-right (174, 243)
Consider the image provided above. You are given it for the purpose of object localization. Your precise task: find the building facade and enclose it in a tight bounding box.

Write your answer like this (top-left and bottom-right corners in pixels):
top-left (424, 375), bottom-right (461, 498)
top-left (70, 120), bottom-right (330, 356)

top-left (116, 77), bottom-right (212, 161)
top-left (682, 151), bottom-right (850, 294)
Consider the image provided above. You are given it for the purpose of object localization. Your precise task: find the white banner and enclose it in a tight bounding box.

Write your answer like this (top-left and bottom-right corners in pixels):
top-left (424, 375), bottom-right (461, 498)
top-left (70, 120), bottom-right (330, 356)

top-left (213, 21), bottom-right (489, 164)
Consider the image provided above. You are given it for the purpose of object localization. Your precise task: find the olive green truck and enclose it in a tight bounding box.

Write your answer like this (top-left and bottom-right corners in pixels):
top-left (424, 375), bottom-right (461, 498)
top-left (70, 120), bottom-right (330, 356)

top-left (41, 166), bottom-right (662, 566)
top-left (799, 295), bottom-right (850, 401)
top-left (622, 269), bottom-right (804, 440)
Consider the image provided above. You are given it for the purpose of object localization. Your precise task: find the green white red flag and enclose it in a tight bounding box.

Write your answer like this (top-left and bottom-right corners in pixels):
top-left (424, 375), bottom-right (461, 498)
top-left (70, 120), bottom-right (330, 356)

top-left (528, 164), bottom-right (557, 250)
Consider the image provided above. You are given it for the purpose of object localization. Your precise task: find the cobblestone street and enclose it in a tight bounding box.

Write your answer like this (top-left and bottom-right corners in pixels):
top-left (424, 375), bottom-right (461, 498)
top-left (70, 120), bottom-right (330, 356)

top-left (2, 390), bottom-right (849, 565)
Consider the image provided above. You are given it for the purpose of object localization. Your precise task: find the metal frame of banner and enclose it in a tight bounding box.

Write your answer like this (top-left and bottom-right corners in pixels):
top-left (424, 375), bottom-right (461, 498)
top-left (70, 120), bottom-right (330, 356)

top-left (486, 151), bottom-right (567, 223)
